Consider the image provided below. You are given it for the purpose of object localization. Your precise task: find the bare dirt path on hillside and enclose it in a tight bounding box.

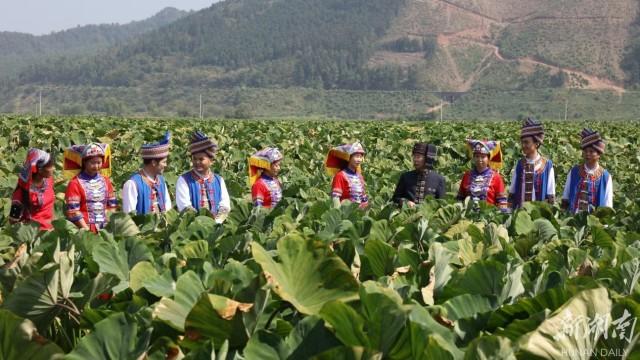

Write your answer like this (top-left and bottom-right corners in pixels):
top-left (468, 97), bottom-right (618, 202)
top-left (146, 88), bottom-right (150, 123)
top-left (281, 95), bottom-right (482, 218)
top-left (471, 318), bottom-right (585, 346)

top-left (423, 0), bottom-right (627, 93)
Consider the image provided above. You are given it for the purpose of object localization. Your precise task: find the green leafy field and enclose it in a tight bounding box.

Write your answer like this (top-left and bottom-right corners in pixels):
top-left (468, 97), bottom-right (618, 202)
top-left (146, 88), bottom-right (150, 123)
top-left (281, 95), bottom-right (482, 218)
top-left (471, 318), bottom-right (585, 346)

top-left (1, 116), bottom-right (639, 359)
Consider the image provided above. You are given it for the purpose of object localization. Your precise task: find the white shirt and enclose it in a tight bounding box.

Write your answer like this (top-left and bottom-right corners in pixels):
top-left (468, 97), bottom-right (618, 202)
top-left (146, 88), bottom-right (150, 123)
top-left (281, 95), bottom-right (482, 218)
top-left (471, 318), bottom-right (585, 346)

top-left (121, 173), bottom-right (172, 214)
top-left (508, 155), bottom-right (556, 202)
top-left (561, 164), bottom-right (613, 208)
top-left (175, 170), bottom-right (231, 214)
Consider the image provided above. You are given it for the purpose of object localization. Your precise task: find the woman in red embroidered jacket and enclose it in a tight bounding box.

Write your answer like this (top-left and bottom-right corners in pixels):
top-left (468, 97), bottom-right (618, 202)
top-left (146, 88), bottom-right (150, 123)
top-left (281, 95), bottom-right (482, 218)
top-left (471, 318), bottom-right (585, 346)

top-left (325, 142), bottom-right (369, 208)
top-left (9, 148), bottom-right (56, 230)
top-left (249, 147), bottom-right (283, 209)
top-left (63, 143), bottom-right (117, 233)
top-left (457, 139), bottom-right (509, 211)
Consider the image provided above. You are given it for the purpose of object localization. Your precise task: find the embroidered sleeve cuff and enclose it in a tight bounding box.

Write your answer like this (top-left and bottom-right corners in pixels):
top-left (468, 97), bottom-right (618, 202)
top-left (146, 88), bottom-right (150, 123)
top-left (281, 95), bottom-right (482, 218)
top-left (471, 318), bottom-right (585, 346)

top-left (67, 214), bottom-right (83, 223)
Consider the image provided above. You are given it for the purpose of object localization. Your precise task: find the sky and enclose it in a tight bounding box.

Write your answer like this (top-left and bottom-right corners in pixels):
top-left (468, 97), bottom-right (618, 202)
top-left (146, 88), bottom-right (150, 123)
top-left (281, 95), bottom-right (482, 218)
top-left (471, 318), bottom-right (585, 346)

top-left (0, 0), bottom-right (216, 35)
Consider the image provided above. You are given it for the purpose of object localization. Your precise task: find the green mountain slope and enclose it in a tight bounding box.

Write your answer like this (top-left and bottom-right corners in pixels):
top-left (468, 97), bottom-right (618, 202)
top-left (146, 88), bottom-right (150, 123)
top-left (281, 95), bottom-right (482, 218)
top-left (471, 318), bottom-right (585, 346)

top-left (0, 7), bottom-right (189, 79)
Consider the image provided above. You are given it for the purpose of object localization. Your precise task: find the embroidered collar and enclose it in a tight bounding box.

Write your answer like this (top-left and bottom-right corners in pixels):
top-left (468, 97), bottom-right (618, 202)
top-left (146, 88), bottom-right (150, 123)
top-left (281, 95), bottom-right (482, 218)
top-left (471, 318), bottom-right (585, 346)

top-left (472, 167), bottom-right (492, 176)
top-left (584, 163), bottom-right (599, 174)
top-left (192, 169), bottom-right (212, 181)
top-left (344, 168), bottom-right (357, 175)
top-left (524, 154), bottom-right (541, 164)
top-left (261, 174), bottom-right (276, 181)
top-left (579, 163), bottom-right (604, 179)
top-left (79, 171), bottom-right (100, 180)
top-left (141, 169), bottom-right (158, 184)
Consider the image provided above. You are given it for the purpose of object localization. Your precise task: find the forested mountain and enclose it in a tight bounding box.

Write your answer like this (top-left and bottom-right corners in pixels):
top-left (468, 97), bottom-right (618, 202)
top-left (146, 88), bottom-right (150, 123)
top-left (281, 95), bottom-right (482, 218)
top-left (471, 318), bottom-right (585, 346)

top-left (12, 0), bottom-right (409, 90)
top-left (0, 7), bottom-right (189, 78)
top-left (3, 0), bottom-right (640, 117)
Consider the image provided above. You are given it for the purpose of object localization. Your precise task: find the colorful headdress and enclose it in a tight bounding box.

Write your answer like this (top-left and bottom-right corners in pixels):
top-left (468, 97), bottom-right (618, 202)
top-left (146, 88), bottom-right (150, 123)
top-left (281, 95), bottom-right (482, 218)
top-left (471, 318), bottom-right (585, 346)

top-left (521, 117), bottom-right (544, 144)
top-left (413, 142), bottom-right (438, 168)
top-left (325, 142), bottom-right (365, 176)
top-left (17, 148), bottom-right (52, 190)
top-left (63, 143), bottom-right (111, 179)
top-left (248, 147), bottom-right (283, 186)
top-left (580, 128), bottom-right (605, 154)
top-left (466, 139), bottom-right (503, 170)
top-left (141, 131), bottom-right (171, 160)
top-left (190, 131), bottom-right (217, 158)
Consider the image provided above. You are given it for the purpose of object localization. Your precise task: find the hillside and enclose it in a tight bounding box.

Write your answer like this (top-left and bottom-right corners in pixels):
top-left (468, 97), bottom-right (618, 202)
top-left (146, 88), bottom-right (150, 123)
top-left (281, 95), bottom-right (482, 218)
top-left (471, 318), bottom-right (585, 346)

top-left (0, 7), bottom-right (189, 79)
top-left (2, 0), bottom-right (640, 118)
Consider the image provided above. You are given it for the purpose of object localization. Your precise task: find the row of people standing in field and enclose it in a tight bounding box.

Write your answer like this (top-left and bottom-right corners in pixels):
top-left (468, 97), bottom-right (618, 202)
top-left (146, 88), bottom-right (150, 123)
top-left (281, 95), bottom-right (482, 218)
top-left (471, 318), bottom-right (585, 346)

top-left (8, 119), bottom-right (613, 232)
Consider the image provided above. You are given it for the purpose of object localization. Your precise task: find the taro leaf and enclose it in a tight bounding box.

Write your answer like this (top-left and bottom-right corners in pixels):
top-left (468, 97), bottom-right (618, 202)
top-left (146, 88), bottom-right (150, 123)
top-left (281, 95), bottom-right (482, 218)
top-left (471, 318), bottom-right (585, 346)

top-left (129, 261), bottom-right (158, 292)
top-left (122, 237), bottom-right (154, 268)
top-left (463, 335), bottom-right (516, 360)
top-left (443, 294), bottom-right (493, 322)
top-left (358, 281), bottom-right (408, 354)
top-left (184, 293), bottom-right (253, 349)
top-left (363, 239), bottom-right (396, 278)
top-left (284, 315), bottom-right (342, 359)
top-left (408, 306), bottom-right (464, 360)
top-left (252, 234), bottom-right (359, 315)
top-left (591, 226), bottom-right (620, 260)
top-left (207, 259), bottom-right (257, 298)
top-left (500, 263), bottom-right (525, 305)
top-left (428, 242), bottom-right (455, 296)
top-left (179, 240), bottom-right (209, 260)
top-left (516, 287), bottom-right (612, 359)
top-left (368, 219), bottom-right (395, 243)
top-left (107, 212), bottom-right (140, 238)
top-left (93, 238), bottom-right (152, 293)
top-left (12, 222), bottom-right (41, 245)
top-left (2, 245), bottom-right (74, 331)
top-left (487, 287), bottom-right (576, 332)
top-left (141, 270), bottom-right (175, 298)
top-left (183, 340), bottom-right (229, 360)
top-left (320, 301), bottom-right (370, 348)
top-left (444, 260), bottom-right (506, 301)
top-left (242, 330), bottom-right (289, 360)
top-left (153, 271), bottom-right (205, 331)
top-left (93, 240), bottom-right (130, 292)
top-left (531, 218), bottom-right (558, 243)
top-left (0, 309), bottom-right (64, 360)
top-left (513, 211), bottom-right (534, 236)
top-left (65, 313), bottom-right (152, 360)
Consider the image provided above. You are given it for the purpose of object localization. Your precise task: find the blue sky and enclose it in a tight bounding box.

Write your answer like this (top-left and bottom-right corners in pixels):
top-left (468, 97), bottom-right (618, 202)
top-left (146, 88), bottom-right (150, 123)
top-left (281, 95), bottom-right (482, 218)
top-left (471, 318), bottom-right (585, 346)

top-left (0, 0), bottom-right (216, 35)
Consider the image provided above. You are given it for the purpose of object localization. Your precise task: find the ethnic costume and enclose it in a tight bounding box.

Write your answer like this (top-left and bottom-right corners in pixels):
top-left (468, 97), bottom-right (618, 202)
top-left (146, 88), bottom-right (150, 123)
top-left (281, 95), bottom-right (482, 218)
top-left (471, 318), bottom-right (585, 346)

top-left (122, 132), bottom-right (172, 214)
top-left (64, 143), bottom-right (117, 232)
top-left (561, 129), bottom-right (613, 214)
top-left (509, 118), bottom-right (556, 209)
top-left (249, 148), bottom-right (283, 209)
top-left (392, 143), bottom-right (446, 205)
top-left (457, 139), bottom-right (508, 210)
top-left (9, 149), bottom-right (55, 230)
top-left (175, 132), bottom-right (231, 221)
top-left (326, 142), bottom-right (369, 206)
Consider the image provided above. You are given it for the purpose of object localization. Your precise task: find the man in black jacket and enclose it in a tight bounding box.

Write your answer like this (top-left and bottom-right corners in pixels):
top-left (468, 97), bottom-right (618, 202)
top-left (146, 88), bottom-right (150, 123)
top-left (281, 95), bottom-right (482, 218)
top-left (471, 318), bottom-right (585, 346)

top-left (392, 142), bottom-right (446, 207)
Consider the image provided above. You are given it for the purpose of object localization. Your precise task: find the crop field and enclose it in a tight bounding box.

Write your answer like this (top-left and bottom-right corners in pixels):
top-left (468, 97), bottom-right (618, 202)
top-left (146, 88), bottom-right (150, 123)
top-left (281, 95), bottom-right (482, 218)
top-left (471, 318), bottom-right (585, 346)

top-left (0, 116), bottom-right (639, 359)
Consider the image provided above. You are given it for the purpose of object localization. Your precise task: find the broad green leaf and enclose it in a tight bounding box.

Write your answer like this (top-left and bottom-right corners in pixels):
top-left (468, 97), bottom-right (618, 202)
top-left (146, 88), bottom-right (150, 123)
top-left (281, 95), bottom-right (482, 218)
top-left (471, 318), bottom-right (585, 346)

top-left (443, 294), bottom-right (493, 321)
top-left (65, 313), bottom-right (152, 360)
top-left (93, 240), bottom-right (129, 291)
top-left (464, 335), bottom-right (516, 360)
top-left (129, 261), bottom-right (158, 292)
top-left (153, 271), bottom-right (205, 331)
top-left (252, 234), bottom-right (359, 315)
top-left (513, 211), bottom-right (534, 236)
top-left (107, 212), bottom-right (140, 238)
top-left (516, 287), bottom-right (612, 359)
top-left (0, 309), bottom-right (64, 360)
top-left (320, 301), bottom-right (370, 348)
top-left (184, 293), bottom-right (253, 348)
top-left (363, 239), bottom-right (396, 278)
